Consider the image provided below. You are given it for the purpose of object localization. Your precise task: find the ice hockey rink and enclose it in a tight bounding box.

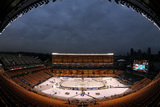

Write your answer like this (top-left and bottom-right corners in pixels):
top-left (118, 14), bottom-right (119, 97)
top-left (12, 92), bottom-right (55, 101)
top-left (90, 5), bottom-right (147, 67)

top-left (34, 77), bottom-right (130, 100)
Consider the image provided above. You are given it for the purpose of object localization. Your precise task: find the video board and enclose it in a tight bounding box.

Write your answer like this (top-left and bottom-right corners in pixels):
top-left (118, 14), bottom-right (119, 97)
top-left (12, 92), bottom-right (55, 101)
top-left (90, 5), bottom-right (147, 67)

top-left (133, 60), bottom-right (148, 72)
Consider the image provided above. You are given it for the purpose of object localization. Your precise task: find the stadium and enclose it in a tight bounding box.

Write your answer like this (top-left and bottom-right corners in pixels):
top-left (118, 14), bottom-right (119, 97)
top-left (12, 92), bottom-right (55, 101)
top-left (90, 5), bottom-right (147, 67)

top-left (0, 0), bottom-right (160, 107)
top-left (0, 52), bottom-right (159, 106)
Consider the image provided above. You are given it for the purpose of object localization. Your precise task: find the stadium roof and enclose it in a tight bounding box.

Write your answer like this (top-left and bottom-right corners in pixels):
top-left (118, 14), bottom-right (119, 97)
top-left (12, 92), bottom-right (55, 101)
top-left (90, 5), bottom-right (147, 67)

top-left (52, 53), bottom-right (114, 56)
top-left (0, 0), bottom-right (160, 34)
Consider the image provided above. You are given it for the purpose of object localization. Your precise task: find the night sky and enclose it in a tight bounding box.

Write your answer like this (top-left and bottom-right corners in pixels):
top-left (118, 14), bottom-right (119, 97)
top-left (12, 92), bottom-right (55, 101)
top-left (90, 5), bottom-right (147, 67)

top-left (0, 0), bottom-right (160, 55)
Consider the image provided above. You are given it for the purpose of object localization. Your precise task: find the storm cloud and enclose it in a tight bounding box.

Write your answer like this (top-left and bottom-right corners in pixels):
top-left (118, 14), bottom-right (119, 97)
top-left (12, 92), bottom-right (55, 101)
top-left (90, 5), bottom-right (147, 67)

top-left (0, 0), bottom-right (160, 55)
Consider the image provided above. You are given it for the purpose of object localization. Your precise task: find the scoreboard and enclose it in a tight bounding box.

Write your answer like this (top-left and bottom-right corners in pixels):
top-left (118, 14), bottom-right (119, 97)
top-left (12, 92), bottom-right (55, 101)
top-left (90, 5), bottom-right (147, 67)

top-left (133, 60), bottom-right (149, 72)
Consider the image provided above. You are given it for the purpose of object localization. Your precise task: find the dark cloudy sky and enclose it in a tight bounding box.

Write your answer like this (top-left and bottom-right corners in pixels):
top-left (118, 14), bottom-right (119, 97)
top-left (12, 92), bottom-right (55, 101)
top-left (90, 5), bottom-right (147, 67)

top-left (0, 0), bottom-right (160, 55)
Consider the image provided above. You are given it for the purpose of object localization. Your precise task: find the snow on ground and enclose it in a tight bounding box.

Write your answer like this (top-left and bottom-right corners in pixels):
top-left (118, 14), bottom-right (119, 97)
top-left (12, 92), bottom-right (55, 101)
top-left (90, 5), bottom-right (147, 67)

top-left (34, 77), bottom-right (129, 100)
